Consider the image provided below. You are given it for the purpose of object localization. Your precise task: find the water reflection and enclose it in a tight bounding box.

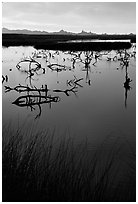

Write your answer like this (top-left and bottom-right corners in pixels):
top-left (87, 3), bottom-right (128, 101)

top-left (124, 65), bottom-right (132, 109)
top-left (3, 45), bottom-right (136, 121)
top-left (4, 74), bottom-right (84, 118)
top-left (16, 58), bottom-right (43, 87)
top-left (2, 75), bottom-right (8, 84)
top-left (12, 94), bottom-right (60, 119)
top-left (5, 83), bottom-right (60, 119)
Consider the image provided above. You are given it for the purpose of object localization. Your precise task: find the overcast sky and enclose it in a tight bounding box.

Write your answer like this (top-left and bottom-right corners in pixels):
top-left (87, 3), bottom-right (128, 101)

top-left (2, 2), bottom-right (136, 34)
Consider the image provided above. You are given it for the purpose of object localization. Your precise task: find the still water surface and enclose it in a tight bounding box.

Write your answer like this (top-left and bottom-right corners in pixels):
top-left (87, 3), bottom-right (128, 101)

top-left (2, 45), bottom-right (136, 147)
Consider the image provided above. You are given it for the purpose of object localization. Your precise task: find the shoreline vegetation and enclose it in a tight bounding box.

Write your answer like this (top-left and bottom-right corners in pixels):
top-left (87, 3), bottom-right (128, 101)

top-left (2, 125), bottom-right (136, 202)
top-left (2, 33), bottom-right (135, 51)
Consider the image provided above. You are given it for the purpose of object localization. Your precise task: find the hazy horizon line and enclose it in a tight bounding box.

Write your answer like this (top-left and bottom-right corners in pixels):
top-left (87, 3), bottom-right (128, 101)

top-left (2, 27), bottom-right (136, 35)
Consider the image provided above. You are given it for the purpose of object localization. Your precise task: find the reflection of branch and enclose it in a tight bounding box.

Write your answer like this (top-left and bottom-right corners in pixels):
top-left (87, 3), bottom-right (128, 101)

top-left (35, 104), bottom-right (42, 119)
top-left (12, 95), bottom-right (60, 106)
top-left (67, 76), bottom-right (83, 88)
top-left (123, 66), bottom-right (132, 109)
top-left (86, 69), bottom-right (91, 85)
top-left (16, 58), bottom-right (41, 71)
top-left (92, 53), bottom-right (101, 65)
top-left (82, 66), bottom-right (91, 85)
top-left (12, 94), bottom-right (60, 119)
top-left (70, 52), bottom-right (83, 69)
top-left (74, 77), bottom-right (83, 88)
top-left (120, 59), bottom-right (129, 68)
top-left (53, 86), bottom-right (78, 96)
top-left (5, 84), bottom-right (49, 94)
top-left (16, 58), bottom-right (43, 86)
top-left (47, 64), bottom-right (67, 71)
top-left (2, 75), bottom-right (8, 84)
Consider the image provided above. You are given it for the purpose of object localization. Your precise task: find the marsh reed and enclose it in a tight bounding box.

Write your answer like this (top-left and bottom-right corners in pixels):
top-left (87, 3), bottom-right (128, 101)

top-left (2, 125), bottom-right (136, 202)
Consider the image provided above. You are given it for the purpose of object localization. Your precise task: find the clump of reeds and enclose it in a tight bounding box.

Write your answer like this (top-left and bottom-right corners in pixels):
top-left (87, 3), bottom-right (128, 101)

top-left (2, 125), bottom-right (136, 202)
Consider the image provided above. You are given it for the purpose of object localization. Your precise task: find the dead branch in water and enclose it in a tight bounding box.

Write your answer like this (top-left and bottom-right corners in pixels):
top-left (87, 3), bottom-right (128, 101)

top-left (47, 63), bottom-right (68, 71)
top-left (5, 84), bottom-right (49, 94)
top-left (53, 86), bottom-right (78, 97)
top-left (16, 58), bottom-right (41, 71)
top-left (12, 94), bottom-right (60, 119)
top-left (67, 76), bottom-right (83, 88)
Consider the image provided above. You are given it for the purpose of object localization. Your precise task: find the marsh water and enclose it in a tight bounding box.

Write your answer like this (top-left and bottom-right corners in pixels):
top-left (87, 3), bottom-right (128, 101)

top-left (2, 45), bottom-right (136, 148)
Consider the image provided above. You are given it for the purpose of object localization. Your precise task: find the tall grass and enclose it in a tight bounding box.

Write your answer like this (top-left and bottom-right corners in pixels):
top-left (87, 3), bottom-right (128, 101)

top-left (2, 125), bottom-right (136, 202)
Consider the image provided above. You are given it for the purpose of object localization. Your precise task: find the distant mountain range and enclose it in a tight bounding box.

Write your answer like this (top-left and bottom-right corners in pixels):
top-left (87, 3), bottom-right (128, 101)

top-left (2, 28), bottom-right (49, 35)
top-left (2, 28), bottom-right (96, 35)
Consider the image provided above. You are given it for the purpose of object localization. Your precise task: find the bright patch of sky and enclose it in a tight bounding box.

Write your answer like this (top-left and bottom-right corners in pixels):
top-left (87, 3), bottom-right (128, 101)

top-left (2, 2), bottom-right (136, 34)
